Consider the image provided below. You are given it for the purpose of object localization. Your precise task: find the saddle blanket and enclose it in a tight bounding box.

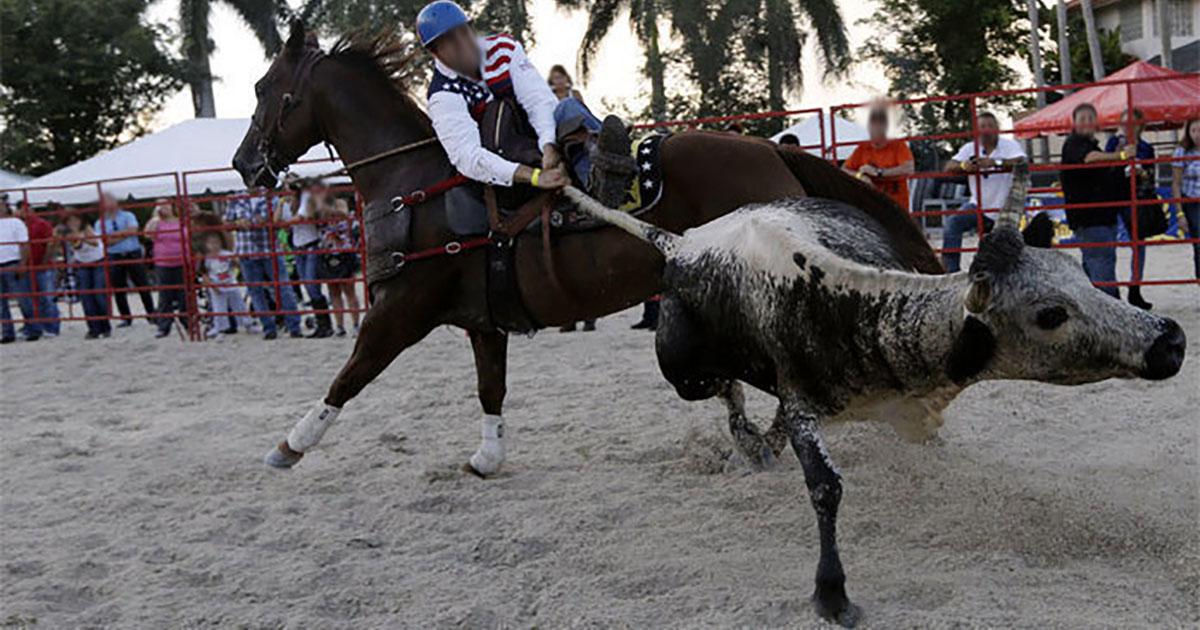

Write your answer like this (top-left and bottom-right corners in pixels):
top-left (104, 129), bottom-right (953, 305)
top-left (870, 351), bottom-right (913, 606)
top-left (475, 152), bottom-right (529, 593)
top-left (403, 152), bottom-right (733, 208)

top-left (618, 132), bottom-right (668, 215)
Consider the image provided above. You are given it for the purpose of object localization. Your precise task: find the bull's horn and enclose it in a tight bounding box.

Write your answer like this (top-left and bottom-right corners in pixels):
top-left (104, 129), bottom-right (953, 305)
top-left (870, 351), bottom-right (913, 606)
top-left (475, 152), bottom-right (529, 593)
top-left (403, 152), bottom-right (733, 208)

top-left (995, 161), bottom-right (1030, 231)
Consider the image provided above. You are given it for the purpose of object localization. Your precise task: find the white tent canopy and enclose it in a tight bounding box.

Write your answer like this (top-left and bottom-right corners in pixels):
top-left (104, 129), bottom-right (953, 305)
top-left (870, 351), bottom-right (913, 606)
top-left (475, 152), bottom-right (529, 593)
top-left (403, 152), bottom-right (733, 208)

top-left (770, 115), bottom-right (869, 161)
top-left (16, 118), bottom-right (343, 205)
top-left (0, 168), bottom-right (32, 191)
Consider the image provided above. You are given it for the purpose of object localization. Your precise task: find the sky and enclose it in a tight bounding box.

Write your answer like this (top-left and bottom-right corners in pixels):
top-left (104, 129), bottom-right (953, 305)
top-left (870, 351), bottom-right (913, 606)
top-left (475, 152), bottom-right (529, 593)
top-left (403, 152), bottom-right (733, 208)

top-left (144, 0), bottom-right (891, 130)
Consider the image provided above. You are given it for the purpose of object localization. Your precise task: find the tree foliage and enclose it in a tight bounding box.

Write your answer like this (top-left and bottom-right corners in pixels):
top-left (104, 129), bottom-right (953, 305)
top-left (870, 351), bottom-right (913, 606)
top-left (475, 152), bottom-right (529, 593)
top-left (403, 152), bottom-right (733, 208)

top-left (0, 0), bottom-right (185, 175)
top-left (860, 0), bottom-right (1027, 142)
top-left (302, 0), bottom-right (530, 41)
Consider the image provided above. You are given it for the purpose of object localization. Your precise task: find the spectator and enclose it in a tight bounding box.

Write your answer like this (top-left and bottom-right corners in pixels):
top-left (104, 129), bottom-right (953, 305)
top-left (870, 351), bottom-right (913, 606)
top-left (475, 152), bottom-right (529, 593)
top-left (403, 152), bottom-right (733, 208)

top-left (15, 201), bottom-right (60, 337)
top-left (277, 182), bottom-right (333, 338)
top-left (315, 197), bottom-right (362, 337)
top-left (548, 63), bottom-right (603, 190)
top-left (61, 212), bottom-right (111, 339)
top-left (95, 193), bottom-right (155, 326)
top-left (1172, 117), bottom-right (1199, 279)
top-left (778, 134), bottom-right (800, 146)
top-left (942, 112), bottom-right (1028, 272)
top-left (144, 200), bottom-right (189, 338)
top-left (1104, 109), bottom-right (1156, 310)
top-left (0, 195), bottom-right (38, 343)
top-left (843, 105), bottom-right (915, 210)
top-left (198, 232), bottom-right (253, 338)
top-left (223, 189), bottom-right (302, 340)
top-left (1060, 103), bottom-right (1135, 298)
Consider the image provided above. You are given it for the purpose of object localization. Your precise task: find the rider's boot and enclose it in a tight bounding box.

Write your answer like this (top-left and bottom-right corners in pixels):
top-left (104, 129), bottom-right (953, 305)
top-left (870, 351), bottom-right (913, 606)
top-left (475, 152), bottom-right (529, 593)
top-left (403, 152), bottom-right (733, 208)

top-left (588, 115), bottom-right (637, 208)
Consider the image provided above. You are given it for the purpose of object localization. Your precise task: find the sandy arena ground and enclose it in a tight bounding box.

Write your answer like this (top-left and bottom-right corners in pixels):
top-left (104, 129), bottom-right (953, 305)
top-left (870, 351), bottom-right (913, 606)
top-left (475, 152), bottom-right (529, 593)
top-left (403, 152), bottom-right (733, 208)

top-left (2, 242), bottom-right (1198, 629)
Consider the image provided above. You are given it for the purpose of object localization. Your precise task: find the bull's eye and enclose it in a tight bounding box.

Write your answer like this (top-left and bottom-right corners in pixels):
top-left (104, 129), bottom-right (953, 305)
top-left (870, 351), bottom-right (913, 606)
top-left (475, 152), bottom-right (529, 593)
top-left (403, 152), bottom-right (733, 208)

top-left (1035, 306), bottom-right (1069, 330)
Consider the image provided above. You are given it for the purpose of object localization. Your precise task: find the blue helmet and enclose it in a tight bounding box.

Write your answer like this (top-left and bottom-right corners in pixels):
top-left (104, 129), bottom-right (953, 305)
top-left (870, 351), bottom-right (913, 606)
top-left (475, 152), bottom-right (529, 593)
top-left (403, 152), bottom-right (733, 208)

top-left (416, 1), bottom-right (470, 48)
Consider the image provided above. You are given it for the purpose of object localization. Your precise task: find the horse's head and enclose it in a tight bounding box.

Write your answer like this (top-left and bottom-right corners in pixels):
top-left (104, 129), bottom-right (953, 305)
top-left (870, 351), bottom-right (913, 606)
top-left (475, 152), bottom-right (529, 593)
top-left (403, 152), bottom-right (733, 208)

top-left (234, 20), bottom-right (326, 189)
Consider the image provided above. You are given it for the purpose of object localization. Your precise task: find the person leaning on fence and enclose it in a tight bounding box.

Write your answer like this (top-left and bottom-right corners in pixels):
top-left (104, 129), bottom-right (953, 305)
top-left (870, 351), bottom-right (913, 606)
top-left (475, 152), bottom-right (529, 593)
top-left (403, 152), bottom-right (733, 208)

top-left (61, 212), bottom-right (112, 339)
top-left (1060, 102), bottom-right (1137, 299)
top-left (314, 197), bottom-right (362, 338)
top-left (1104, 108), bottom-right (1157, 310)
top-left (145, 200), bottom-right (189, 338)
top-left (1173, 117), bottom-right (1200, 279)
top-left (95, 193), bottom-right (155, 327)
top-left (942, 112), bottom-right (1028, 273)
top-left (276, 181), bottom-right (334, 338)
top-left (0, 195), bottom-right (39, 343)
top-left (842, 104), bottom-right (915, 210)
top-left (198, 231), bottom-right (254, 338)
top-left (223, 189), bottom-right (302, 340)
top-left (15, 201), bottom-right (60, 337)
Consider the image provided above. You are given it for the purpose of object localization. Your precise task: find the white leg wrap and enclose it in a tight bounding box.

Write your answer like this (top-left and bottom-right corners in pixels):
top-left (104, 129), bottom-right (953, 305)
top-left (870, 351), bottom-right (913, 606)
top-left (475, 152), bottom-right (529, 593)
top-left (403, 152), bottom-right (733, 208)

top-left (286, 402), bottom-right (341, 453)
top-left (469, 414), bottom-right (506, 475)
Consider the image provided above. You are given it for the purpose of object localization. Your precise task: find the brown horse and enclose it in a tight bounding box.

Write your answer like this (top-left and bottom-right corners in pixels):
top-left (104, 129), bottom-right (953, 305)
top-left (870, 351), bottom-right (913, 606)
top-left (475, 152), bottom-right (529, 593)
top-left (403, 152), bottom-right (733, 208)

top-left (233, 23), bottom-right (940, 478)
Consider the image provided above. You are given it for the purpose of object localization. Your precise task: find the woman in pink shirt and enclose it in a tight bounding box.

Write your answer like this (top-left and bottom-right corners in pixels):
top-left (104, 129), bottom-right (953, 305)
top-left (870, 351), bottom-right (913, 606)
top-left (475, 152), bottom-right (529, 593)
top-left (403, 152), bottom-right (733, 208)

top-left (144, 200), bottom-right (189, 338)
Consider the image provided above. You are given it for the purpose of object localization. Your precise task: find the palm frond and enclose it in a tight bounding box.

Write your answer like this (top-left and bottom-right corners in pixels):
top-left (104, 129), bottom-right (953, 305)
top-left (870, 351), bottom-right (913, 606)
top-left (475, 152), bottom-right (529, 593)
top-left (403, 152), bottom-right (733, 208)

top-left (223, 0), bottom-right (284, 55)
top-left (793, 0), bottom-right (850, 78)
top-left (577, 0), bottom-right (623, 80)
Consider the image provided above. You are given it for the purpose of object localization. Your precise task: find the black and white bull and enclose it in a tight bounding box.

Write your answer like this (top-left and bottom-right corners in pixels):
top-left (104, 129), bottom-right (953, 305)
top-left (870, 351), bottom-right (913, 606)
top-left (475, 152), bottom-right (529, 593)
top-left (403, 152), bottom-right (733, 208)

top-left (562, 168), bottom-right (1186, 627)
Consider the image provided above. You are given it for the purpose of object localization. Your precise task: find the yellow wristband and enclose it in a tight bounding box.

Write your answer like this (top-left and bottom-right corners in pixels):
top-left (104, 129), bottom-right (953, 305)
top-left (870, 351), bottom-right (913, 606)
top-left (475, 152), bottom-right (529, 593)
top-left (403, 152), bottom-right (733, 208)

top-left (961, 160), bottom-right (971, 171)
top-left (856, 172), bottom-right (867, 181)
top-left (530, 168), bottom-right (541, 187)
top-left (1119, 149), bottom-right (1128, 160)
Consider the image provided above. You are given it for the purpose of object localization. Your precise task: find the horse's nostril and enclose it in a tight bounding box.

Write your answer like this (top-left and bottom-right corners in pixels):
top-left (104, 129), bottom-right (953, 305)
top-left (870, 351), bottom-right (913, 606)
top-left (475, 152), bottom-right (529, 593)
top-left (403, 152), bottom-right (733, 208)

top-left (1143, 319), bottom-right (1186, 381)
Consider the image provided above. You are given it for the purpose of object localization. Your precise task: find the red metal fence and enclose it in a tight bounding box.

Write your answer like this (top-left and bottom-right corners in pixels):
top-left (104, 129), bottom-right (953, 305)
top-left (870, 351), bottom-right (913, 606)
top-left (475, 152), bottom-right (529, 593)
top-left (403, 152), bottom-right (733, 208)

top-left (2, 73), bottom-right (1197, 341)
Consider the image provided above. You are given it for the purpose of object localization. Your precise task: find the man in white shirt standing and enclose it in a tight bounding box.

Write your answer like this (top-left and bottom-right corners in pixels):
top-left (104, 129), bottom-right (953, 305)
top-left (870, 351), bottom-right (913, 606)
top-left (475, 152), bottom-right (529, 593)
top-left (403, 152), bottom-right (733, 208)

top-left (0, 195), bottom-right (37, 343)
top-left (942, 112), bottom-right (1028, 272)
top-left (417, 1), bottom-right (634, 207)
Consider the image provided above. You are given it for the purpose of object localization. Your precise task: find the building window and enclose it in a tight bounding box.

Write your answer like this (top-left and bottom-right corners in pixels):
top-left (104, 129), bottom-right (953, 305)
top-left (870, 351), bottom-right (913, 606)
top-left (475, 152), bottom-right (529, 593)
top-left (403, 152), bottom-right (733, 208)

top-left (1120, 1), bottom-right (1144, 42)
top-left (1151, 0), bottom-right (1194, 36)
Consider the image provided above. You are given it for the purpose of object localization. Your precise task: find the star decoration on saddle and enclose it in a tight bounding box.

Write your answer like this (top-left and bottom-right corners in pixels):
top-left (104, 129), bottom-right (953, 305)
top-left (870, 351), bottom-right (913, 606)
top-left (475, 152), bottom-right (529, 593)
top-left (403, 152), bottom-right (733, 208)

top-left (618, 133), bottom-right (668, 215)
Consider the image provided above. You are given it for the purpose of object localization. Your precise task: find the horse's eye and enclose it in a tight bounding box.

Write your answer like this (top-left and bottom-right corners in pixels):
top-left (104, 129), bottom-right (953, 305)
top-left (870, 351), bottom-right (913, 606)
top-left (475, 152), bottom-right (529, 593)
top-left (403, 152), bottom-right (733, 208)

top-left (1035, 306), bottom-right (1069, 330)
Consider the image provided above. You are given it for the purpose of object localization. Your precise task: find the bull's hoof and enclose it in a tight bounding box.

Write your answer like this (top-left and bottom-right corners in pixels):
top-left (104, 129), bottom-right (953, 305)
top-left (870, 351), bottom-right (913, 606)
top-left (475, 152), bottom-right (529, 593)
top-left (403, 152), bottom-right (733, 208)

top-left (812, 588), bottom-right (860, 628)
top-left (264, 442), bottom-right (303, 469)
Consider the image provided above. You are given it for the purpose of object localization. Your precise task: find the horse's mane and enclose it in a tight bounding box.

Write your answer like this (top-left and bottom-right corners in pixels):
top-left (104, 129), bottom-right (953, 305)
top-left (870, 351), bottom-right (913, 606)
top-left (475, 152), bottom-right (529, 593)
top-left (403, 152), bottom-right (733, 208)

top-left (327, 28), bottom-right (430, 125)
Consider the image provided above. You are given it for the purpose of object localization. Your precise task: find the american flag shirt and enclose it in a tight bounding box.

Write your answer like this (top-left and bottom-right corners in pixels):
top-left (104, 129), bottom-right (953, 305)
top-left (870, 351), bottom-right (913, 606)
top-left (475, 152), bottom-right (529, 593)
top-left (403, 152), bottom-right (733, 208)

top-left (426, 34), bottom-right (558, 186)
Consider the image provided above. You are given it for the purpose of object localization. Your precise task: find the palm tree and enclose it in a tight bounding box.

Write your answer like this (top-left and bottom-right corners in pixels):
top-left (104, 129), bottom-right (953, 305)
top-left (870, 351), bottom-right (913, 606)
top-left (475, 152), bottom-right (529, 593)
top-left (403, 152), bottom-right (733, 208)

top-left (1079, 0), bottom-right (1105, 79)
top-left (180, 0), bottom-right (284, 117)
top-left (557, 0), bottom-right (670, 122)
top-left (741, 0), bottom-right (849, 131)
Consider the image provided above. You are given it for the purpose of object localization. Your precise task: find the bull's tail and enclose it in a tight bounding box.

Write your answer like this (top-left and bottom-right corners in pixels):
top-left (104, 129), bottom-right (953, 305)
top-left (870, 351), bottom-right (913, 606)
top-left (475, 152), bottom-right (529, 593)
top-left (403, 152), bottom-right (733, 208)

top-left (561, 186), bottom-right (680, 257)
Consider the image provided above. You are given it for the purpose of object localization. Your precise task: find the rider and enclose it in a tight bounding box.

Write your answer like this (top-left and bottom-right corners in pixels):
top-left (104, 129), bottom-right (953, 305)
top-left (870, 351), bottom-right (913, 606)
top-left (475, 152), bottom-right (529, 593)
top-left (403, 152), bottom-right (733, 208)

top-left (416, 1), bottom-right (635, 206)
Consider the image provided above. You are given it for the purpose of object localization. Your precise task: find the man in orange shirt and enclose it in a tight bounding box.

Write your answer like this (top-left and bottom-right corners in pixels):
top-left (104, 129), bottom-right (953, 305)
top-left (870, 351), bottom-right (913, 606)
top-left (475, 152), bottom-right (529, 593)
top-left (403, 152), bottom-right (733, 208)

top-left (843, 105), bottom-right (915, 210)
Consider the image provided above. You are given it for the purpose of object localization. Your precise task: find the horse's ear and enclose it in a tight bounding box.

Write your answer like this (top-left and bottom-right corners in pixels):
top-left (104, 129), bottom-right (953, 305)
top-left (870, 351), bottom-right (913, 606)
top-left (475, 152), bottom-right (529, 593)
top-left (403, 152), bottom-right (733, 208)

top-left (286, 18), bottom-right (307, 55)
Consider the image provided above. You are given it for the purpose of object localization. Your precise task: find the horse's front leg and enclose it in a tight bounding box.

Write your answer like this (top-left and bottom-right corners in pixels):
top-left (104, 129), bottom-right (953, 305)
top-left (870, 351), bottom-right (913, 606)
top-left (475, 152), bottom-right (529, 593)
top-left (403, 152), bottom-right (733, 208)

top-left (264, 277), bottom-right (441, 468)
top-left (465, 329), bottom-right (508, 476)
top-left (780, 394), bottom-right (859, 627)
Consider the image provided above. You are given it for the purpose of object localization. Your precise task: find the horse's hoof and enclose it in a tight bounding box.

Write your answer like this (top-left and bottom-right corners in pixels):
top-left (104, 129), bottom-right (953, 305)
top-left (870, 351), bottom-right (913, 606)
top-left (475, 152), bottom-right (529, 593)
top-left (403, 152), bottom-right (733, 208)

top-left (264, 442), bottom-right (303, 469)
top-left (462, 462), bottom-right (488, 478)
top-left (813, 593), bottom-right (860, 628)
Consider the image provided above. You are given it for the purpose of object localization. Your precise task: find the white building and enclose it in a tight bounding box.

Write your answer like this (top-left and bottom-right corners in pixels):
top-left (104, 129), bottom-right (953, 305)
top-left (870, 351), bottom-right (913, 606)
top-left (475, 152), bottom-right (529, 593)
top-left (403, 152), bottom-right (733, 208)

top-left (1070, 0), bottom-right (1199, 71)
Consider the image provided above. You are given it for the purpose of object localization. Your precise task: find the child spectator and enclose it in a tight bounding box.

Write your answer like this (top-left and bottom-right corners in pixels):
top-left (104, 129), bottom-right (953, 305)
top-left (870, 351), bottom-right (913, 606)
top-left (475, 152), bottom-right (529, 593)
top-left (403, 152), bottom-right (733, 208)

top-left (199, 232), bottom-right (253, 338)
top-left (315, 198), bottom-right (362, 337)
top-left (1173, 118), bottom-right (1200, 278)
top-left (61, 212), bottom-right (111, 339)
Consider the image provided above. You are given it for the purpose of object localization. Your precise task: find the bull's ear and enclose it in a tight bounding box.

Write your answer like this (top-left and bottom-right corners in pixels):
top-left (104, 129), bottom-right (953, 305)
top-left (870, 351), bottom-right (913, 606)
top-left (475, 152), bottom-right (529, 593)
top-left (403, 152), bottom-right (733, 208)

top-left (964, 271), bottom-right (993, 314)
top-left (1022, 212), bottom-right (1055, 248)
top-left (286, 18), bottom-right (307, 55)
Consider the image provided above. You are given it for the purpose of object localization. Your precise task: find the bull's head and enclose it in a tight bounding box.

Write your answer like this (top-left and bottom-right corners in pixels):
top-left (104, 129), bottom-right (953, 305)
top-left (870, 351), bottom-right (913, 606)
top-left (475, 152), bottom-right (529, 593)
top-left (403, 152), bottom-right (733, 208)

top-left (950, 164), bottom-right (1185, 385)
top-left (233, 19), bottom-right (326, 189)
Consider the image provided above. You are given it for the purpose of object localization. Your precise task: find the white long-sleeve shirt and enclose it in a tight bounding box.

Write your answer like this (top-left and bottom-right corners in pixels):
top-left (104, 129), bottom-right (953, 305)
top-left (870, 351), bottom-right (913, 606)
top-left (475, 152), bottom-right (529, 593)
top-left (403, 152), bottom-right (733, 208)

top-left (426, 34), bottom-right (559, 186)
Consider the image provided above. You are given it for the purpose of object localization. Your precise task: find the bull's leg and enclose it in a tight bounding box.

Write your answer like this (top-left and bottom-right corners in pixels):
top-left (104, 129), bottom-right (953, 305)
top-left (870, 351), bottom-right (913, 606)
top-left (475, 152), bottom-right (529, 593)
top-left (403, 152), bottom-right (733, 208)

top-left (465, 330), bottom-right (508, 477)
top-left (716, 380), bottom-right (776, 471)
top-left (763, 401), bottom-right (791, 458)
top-left (263, 279), bottom-right (441, 468)
top-left (781, 395), bottom-right (859, 628)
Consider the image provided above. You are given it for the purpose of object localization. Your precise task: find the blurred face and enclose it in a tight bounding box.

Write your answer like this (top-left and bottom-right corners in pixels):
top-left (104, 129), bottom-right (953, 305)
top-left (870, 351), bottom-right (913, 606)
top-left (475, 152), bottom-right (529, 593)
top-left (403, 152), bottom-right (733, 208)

top-left (204, 234), bottom-right (223, 254)
top-left (100, 194), bottom-right (119, 215)
top-left (430, 25), bottom-right (481, 76)
top-left (978, 116), bottom-right (1000, 146)
top-left (868, 110), bottom-right (888, 142)
top-left (1189, 120), bottom-right (1200, 145)
top-left (65, 215), bottom-right (82, 231)
top-left (1119, 113), bottom-right (1143, 137)
top-left (1072, 108), bottom-right (1097, 136)
top-left (549, 69), bottom-right (570, 94)
top-left (156, 201), bottom-right (177, 220)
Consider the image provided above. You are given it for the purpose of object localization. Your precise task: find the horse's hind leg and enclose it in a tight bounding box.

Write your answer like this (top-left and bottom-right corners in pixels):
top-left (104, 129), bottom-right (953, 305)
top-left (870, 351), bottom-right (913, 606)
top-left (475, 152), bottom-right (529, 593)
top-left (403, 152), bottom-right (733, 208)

top-left (465, 330), bottom-right (508, 477)
top-left (717, 380), bottom-right (776, 471)
top-left (264, 278), bottom-right (442, 468)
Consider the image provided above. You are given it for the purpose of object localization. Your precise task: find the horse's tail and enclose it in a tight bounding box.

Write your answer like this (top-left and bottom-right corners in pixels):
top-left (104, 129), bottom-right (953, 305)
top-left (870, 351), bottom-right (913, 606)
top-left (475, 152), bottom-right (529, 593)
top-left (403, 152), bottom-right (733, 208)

top-left (774, 146), bottom-right (945, 274)
top-left (562, 186), bottom-right (680, 258)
